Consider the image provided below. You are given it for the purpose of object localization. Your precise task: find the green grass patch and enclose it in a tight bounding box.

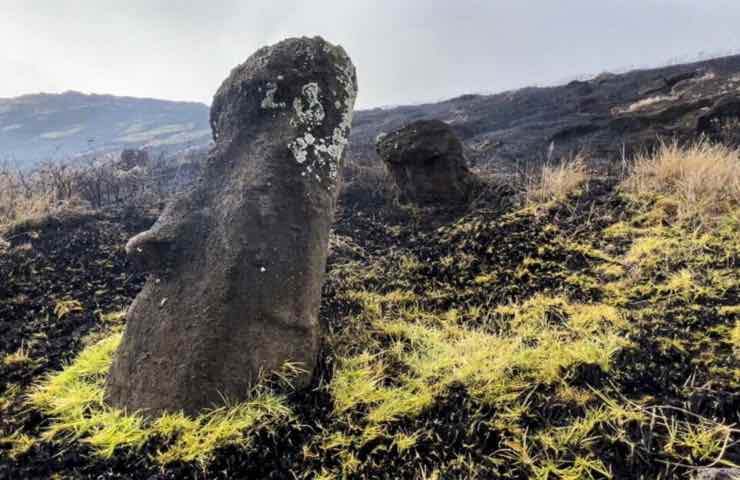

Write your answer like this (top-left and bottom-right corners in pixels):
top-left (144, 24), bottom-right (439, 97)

top-left (26, 331), bottom-right (293, 466)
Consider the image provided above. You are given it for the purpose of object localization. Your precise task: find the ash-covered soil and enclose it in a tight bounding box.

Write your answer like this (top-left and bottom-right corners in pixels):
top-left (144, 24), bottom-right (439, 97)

top-left (1, 183), bottom-right (738, 479)
top-left (0, 213), bottom-right (149, 478)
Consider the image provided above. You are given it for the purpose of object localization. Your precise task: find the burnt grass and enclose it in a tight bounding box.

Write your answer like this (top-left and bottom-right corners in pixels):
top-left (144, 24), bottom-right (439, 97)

top-left (0, 212), bottom-right (150, 478)
top-left (1, 182), bottom-right (738, 479)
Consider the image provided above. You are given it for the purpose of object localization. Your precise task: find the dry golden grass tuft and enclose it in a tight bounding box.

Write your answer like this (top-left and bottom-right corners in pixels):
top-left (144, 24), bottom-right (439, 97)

top-left (623, 140), bottom-right (740, 225)
top-left (525, 155), bottom-right (589, 205)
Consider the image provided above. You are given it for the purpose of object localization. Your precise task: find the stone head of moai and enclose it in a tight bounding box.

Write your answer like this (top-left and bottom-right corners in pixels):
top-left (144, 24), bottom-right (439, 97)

top-left (376, 119), bottom-right (476, 206)
top-left (105, 36), bottom-right (357, 417)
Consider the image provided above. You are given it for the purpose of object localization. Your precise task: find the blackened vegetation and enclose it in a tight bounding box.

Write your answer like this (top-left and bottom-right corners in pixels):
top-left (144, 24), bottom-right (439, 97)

top-left (0, 213), bottom-right (149, 478)
top-left (349, 54), bottom-right (740, 174)
top-left (0, 214), bottom-right (149, 387)
top-left (1, 180), bottom-right (738, 478)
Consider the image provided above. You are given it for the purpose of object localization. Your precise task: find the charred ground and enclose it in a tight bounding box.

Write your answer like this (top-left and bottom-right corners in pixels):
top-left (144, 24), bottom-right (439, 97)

top-left (0, 170), bottom-right (737, 478)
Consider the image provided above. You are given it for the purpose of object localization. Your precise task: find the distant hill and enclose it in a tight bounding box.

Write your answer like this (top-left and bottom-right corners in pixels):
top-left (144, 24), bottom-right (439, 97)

top-left (3, 53), bottom-right (740, 171)
top-left (348, 54), bottom-right (740, 172)
top-left (0, 91), bottom-right (211, 169)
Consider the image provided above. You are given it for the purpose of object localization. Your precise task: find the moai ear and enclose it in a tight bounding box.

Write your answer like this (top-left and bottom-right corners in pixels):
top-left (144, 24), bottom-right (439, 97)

top-left (125, 192), bottom-right (197, 272)
top-left (125, 219), bottom-right (180, 272)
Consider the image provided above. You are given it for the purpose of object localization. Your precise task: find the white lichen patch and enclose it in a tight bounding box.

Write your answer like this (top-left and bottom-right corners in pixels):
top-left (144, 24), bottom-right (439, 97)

top-left (289, 136), bottom-right (310, 164)
top-left (261, 82), bottom-right (286, 110)
top-left (287, 54), bottom-right (356, 190)
top-left (291, 83), bottom-right (325, 127)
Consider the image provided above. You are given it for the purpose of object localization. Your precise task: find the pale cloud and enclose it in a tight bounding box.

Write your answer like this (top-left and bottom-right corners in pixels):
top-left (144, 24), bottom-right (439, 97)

top-left (1, 0), bottom-right (739, 108)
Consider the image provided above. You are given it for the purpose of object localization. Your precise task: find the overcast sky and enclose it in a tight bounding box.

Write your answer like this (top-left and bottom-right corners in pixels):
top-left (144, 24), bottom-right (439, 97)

top-left (2, 1), bottom-right (740, 109)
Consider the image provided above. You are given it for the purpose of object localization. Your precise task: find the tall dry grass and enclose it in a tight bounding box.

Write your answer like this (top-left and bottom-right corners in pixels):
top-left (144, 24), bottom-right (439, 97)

top-left (525, 155), bottom-right (590, 205)
top-left (0, 172), bottom-right (54, 227)
top-left (622, 140), bottom-right (740, 224)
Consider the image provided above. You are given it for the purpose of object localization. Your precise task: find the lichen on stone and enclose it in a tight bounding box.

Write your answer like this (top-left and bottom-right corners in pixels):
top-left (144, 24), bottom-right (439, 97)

top-left (261, 82), bottom-right (286, 110)
top-left (291, 83), bottom-right (325, 127)
top-left (287, 59), bottom-right (356, 189)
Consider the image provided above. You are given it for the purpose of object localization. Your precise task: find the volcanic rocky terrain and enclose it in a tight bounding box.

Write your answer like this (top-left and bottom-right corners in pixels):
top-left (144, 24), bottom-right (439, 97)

top-left (0, 53), bottom-right (739, 480)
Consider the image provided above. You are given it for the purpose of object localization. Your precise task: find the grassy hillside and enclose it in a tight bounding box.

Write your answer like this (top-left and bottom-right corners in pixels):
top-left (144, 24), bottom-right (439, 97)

top-left (0, 91), bottom-right (210, 169)
top-left (0, 143), bottom-right (738, 478)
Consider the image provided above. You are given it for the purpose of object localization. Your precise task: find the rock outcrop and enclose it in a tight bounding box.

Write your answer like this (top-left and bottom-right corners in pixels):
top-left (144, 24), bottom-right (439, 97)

top-left (104, 36), bottom-right (357, 417)
top-left (375, 119), bottom-right (476, 205)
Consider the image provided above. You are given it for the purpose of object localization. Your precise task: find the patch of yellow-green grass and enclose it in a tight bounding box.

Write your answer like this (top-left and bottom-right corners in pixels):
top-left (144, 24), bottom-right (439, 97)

top-left (535, 398), bottom-right (645, 454)
top-left (663, 420), bottom-right (734, 464)
top-left (658, 268), bottom-right (707, 302)
top-left (0, 430), bottom-right (35, 460)
top-left (623, 234), bottom-right (680, 271)
top-left (392, 431), bottom-right (419, 453)
top-left (153, 395), bottom-right (293, 465)
top-left (316, 183), bottom-right (739, 476)
top-left (0, 384), bottom-right (21, 413)
top-left (98, 309), bottom-right (127, 324)
top-left (327, 293), bottom-right (631, 463)
top-left (26, 332), bottom-right (293, 466)
top-left (730, 320), bottom-right (740, 360)
top-left (555, 384), bottom-right (596, 406)
top-left (594, 262), bottom-right (625, 280)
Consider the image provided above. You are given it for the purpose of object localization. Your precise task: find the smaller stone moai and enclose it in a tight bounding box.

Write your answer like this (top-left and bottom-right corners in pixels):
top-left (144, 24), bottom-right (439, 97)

top-left (376, 119), bottom-right (477, 205)
top-left (105, 36), bottom-right (357, 417)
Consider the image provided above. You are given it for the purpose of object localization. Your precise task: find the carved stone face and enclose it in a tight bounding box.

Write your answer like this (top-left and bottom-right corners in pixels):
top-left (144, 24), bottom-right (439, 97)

top-left (403, 153), bottom-right (466, 203)
top-left (376, 119), bottom-right (475, 205)
top-left (105, 37), bottom-right (357, 418)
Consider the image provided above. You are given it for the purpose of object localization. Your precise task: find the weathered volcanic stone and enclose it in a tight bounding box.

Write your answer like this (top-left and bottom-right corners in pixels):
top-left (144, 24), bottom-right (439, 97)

top-left (694, 468), bottom-right (740, 480)
top-left (376, 119), bottom-right (476, 205)
top-left (105, 36), bottom-right (357, 417)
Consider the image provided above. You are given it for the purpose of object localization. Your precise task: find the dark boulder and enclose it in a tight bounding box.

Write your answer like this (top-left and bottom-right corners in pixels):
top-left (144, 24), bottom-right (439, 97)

top-left (104, 36), bottom-right (357, 417)
top-left (375, 119), bottom-right (477, 205)
top-left (697, 96), bottom-right (740, 144)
